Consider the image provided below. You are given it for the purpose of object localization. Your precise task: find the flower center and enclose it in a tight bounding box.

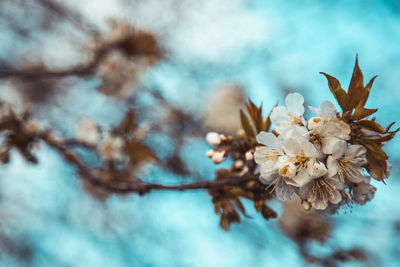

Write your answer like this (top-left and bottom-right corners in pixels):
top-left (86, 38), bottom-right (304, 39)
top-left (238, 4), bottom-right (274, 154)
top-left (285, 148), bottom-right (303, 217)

top-left (264, 150), bottom-right (279, 160)
top-left (293, 153), bottom-right (308, 171)
top-left (279, 165), bottom-right (293, 177)
top-left (309, 178), bottom-right (336, 202)
top-left (266, 177), bottom-right (295, 200)
top-left (288, 113), bottom-right (302, 125)
top-left (310, 134), bottom-right (322, 150)
top-left (337, 158), bottom-right (362, 183)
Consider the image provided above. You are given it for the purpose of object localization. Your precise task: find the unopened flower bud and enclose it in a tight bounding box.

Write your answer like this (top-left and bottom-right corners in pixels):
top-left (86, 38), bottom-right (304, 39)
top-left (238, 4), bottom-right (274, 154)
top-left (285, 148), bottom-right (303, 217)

top-left (206, 132), bottom-right (221, 146)
top-left (307, 117), bottom-right (322, 130)
top-left (99, 136), bottom-right (124, 161)
top-left (219, 134), bottom-right (227, 142)
top-left (24, 120), bottom-right (38, 134)
top-left (301, 200), bottom-right (311, 211)
top-left (212, 150), bottom-right (227, 164)
top-left (0, 104), bottom-right (12, 118)
top-left (76, 117), bottom-right (101, 145)
top-left (233, 160), bottom-right (244, 170)
top-left (237, 129), bottom-right (246, 139)
top-left (205, 149), bottom-right (215, 158)
top-left (245, 151), bottom-right (253, 161)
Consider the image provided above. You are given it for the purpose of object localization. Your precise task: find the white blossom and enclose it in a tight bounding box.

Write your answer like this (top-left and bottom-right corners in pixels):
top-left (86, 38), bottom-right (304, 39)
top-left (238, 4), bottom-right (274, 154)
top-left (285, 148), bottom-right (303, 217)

top-left (205, 132), bottom-right (221, 146)
top-left (270, 93), bottom-right (306, 135)
top-left (255, 131), bottom-right (328, 200)
top-left (76, 118), bottom-right (101, 145)
top-left (205, 149), bottom-right (215, 158)
top-left (263, 171), bottom-right (297, 201)
top-left (245, 151), bottom-right (253, 161)
top-left (211, 150), bottom-right (227, 164)
top-left (254, 132), bottom-right (284, 173)
top-left (307, 101), bottom-right (350, 154)
top-left (299, 175), bottom-right (343, 210)
top-left (326, 142), bottom-right (367, 183)
top-left (352, 176), bottom-right (376, 204)
top-left (280, 136), bottom-right (327, 187)
top-left (98, 136), bottom-right (124, 161)
top-left (309, 101), bottom-right (338, 124)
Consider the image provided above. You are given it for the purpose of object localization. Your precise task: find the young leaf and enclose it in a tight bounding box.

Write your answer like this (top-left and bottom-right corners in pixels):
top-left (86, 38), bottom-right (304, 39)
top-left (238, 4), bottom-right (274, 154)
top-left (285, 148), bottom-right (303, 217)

top-left (118, 109), bottom-right (136, 135)
top-left (246, 99), bottom-right (263, 132)
top-left (358, 120), bottom-right (386, 134)
top-left (363, 143), bottom-right (388, 161)
top-left (361, 129), bottom-right (399, 143)
top-left (240, 110), bottom-right (255, 137)
top-left (359, 75), bottom-right (377, 107)
top-left (365, 152), bottom-right (388, 181)
top-left (347, 55), bottom-right (364, 110)
top-left (261, 204), bottom-right (277, 220)
top-left (320, 72), bottom-right (348, 110)
top-left (352, 106), bottom-right (378, 120)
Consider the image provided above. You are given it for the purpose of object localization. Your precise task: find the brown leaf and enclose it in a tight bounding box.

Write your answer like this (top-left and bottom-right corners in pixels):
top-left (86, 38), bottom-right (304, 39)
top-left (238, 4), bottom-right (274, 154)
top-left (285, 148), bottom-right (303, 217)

top-left (365, 152), bottom-right (388, 181)
top-left (263, 105), bottom-right (276, 132)
top-left (361, 128), bottom-right (399, 143)
top-left (357, 120), bottom-right (386, 134)
top-left (253, 200), bottom-right (264, 212)
top-left (126, 141), bottom-right (158, 167)
top-left (220, 208), bottom-right (240, 231)
top-left (118, 109), bottom-right (136, 135)
top-left (320, 72), bottom-right (348, 111)
top-left (240, 110), bottom-right (255, 137)
top-left (246, 99), bottom-right (265, 133)
top-left (352, 106), bottom-right (378, 120)
top-left (363, 143), bottom-right (388, 161)
top-left (359, 75), bottom-right (377, 107)
top-left (261, 204), bottom-right (277, 220)
top-left (347, 55), bottom-right (364, 110)
top-left (220, 213), bottom-right (231, 231)
top-left (233, 197), bottom-right (251, 218)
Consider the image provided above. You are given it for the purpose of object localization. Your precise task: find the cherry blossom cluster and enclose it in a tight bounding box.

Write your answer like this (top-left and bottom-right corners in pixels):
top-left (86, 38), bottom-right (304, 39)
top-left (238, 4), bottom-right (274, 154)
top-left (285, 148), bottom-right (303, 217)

top-left (254, 93), bottom-right (377, 210)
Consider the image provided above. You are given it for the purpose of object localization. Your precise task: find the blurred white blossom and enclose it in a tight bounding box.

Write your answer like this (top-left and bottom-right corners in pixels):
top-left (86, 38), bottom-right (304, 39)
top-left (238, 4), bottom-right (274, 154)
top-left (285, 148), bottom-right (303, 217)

top-left (205, 132), bottom-right (221, 146)
top-left (98, 135), bottom-right (124, 161)
top-left (76, 117), bottom-right (101, 145)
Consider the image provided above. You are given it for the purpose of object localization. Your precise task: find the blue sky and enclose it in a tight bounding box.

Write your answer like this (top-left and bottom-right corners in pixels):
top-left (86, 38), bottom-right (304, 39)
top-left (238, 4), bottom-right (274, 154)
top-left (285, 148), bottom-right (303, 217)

top-left (0, 0), bottom-right (400, 266)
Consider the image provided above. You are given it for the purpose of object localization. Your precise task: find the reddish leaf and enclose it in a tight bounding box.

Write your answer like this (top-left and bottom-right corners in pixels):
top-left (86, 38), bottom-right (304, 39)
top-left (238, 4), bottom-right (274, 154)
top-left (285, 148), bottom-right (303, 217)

top-left (352, 106), bottom-right (378, 120)
top-left (240, 110), bottom-right (255, 137)
top-left (118, 109), bottom-right (136, 135)
top-left (359, 75), bottom-right (377, 107)
top-left (363, 143), bottom-right (388, 161)
top-left (320, 72), bottom-right (348, 111)
top-left (347, 55), bottom-right (364, 110)
top-left (358, 120), bottom-right (386, 134)
top-left (261, 204), bottom-right (277, 220)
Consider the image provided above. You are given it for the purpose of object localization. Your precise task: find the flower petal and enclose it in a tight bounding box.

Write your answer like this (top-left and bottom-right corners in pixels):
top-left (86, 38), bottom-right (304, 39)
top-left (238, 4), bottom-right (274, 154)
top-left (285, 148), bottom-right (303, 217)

top-left (259, 171), bottom-right (279, 184)
top-left (313, 196), bottom-right (329, 210)
top-left (329, 190), bottom-right (342, 204)
top-left (309, 160), bottom-right (328, 178)
top-left (300, 138), bottom-right (319, 158)
top-left (285, 93), bottom-right (305, 116)
top-left (322, 136), bottom-right (346, 157)
top-left (298, 181), bottom-right (313, 200)
top-left (345, 145), bottom-right (367, 159)
top-left (282, 138), bottom-right (302, 154)
top-left (275, 179), bottom-right (295, 201)
top-left (270, 106), bottom-right (289, 127)
top-left (326, 156), bottom-right (339, 178)
top-left (319, 100), bottom-right (337, 121)
top-left (256, 131), bottom-right (277, 147)
top-left (290, 169), bottom-right (313, 187)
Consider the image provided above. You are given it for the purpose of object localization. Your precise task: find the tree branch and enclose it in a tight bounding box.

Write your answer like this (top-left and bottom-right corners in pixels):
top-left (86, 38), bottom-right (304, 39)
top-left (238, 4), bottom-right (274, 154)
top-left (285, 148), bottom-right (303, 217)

top-left (39, 133), bottom-right (259, 195)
